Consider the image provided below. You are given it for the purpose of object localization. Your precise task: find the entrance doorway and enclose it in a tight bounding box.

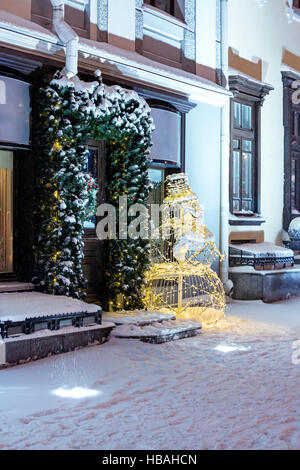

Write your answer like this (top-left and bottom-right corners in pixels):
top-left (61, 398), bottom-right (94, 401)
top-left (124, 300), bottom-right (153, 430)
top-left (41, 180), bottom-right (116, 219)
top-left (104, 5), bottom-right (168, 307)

top-left (0, 150), bottom-right (13, 274)
top-left (83, 139), bottom-right (106, 303)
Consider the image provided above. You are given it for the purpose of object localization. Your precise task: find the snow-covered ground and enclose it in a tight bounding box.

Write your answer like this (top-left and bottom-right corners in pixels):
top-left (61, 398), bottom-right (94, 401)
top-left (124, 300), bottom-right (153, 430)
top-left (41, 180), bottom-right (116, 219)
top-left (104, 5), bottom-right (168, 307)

top-left (1, 298), bottom-right (300, 450)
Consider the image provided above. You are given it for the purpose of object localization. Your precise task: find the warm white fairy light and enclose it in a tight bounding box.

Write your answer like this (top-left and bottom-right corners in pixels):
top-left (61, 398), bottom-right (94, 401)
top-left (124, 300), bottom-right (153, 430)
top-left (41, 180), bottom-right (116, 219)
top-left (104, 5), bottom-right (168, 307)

top-left (143, 173), bottom-right (226, 326)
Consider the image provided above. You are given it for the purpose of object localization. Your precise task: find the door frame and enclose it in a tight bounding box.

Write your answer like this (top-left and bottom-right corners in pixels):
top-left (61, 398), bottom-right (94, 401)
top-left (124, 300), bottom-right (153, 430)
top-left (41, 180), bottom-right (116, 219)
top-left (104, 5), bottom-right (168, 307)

top-left (0, 146), bottom-right (33, 282)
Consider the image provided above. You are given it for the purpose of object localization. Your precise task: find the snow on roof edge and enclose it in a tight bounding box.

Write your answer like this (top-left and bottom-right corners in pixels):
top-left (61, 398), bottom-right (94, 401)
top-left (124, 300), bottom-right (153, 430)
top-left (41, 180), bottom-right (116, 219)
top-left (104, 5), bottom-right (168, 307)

top-left (78, 37), bottom-right (231, 98)
top-left (0, 9), bottom-right (58, 43)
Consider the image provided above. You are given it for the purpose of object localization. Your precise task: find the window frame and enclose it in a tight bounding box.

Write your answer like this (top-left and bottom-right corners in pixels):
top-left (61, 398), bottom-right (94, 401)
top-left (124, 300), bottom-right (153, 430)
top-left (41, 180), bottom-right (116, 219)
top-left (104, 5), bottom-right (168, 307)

top-left (147, 99), bottom-right (185, 171)
top-left (230, 97), bottom-right (257, 215)
top-left (137, 0), bottom-right (196, 73)
top-left (282, 70), bottom-right (300, 231)
top-left (229, 75), bottom-right (273, 223)
top-left (133, 89), bottom-right (195, 205)
top-left (146, 101), bottom-right (185, 206)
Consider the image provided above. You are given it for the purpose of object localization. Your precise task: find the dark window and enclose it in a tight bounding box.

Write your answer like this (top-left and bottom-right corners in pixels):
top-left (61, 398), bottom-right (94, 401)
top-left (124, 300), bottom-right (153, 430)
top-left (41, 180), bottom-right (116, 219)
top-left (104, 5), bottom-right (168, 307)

top-left (131, 88), bottom-right (195, 206)
top-left (149, 105), bottom-right (182, 168)
top-left (229, 75), bottom-right (273, 221)
top-left (282, 71), bottom-right (300, 230)
top-left (293, 0), bottom-right (300, 9)
top-left (230, 100), bottom-right (256, 214)
top-left (144, 0), bottom-right (175, 16)
top-left (147, 101), bottom-right (185, 205)
top-left (291, 151), bottom-right (300, 216)
top-left (0, 76), bottom-right (31, 146)
top-left (143, 0), bottom-right (185, 21)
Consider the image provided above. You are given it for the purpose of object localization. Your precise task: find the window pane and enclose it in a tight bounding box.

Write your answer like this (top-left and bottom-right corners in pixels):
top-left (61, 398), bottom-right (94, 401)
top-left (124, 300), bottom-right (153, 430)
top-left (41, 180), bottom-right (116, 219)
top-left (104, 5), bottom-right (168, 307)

top-left (291, 157), bottom-right (300, 215)
top-left (0, 76), bottom-right (31, 145)
top-left (232, 151), bottom-right (240, 198)
top-left (292, 112), bottom-right (297, 136)
top-left (85, 148), bottom-right (97, 177)
top-left (242, 152), bottom-right (252, 198)
top-left (241, 104), bottom-right (252, 130)
top-left (148, 0), bottom-right (173, 14)
top-left (233, 102), bottom-right (241, 128)
top-left (233, 139), bottom-right (240, 150)
top-left (84, 148), bottom-right (98, 229)
top-left (242, 140), bottom-right (252, 152)
top-left (148, 168), bottom-right (165, 205)
top-left (242, 200), bottom-right (252, 211)
top-left (233, 200), bottom-right (240, 212)
top-left (149, 108), bottom-right (181, 166)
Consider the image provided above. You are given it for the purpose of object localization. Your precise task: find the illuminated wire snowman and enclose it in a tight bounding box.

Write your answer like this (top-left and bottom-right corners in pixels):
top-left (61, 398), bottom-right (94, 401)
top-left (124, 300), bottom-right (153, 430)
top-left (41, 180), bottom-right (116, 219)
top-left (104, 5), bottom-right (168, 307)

top-left (143, 173), bottom-right (225, 325)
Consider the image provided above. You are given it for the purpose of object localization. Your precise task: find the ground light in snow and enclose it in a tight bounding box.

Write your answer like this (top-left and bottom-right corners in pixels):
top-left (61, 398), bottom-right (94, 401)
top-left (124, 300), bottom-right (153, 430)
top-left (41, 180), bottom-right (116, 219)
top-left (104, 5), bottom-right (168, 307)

top-left (51, 387), bottom-right (101, 399)
top-left (214, 344), bottom-right (251, 353)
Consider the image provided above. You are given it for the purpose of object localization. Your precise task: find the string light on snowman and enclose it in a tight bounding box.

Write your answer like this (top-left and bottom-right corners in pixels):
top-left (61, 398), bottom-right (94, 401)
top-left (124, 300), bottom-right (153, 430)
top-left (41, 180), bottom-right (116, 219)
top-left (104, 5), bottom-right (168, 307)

top-left (143, 173), bottom-right (226, 325)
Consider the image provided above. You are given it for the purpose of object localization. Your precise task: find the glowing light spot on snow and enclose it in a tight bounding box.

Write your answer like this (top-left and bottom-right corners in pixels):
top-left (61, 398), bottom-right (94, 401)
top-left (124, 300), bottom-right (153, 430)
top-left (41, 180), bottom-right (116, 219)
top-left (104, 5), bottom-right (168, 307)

top-left (52, 387), bottom-right (100, 399)
top-left (214, 344), bottom-right (251, 353)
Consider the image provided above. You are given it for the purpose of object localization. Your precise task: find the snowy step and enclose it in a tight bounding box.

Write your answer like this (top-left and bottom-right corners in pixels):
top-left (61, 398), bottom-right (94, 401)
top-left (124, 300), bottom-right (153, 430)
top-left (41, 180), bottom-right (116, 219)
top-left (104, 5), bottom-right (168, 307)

top-left (0, 322), bottom-right (115, 368)
top-left (0, 282), bottom-right (35, 293)
top-left (113, 319), bottom-right (202, 344)
top-left (0, 292), bottom-right (102, 339)
top-left (103, 310), bottom-right (175, 326)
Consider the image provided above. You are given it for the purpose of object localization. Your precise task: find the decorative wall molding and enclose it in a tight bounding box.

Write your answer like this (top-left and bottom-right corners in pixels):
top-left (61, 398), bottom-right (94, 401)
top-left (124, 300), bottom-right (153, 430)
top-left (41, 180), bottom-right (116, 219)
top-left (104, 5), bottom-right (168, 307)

top-left (135, 0), bottom-right (196, 73)
top-left (229, 74), bottom-right (274, 102)
top-left (97, 0), bottom-right (108, 41)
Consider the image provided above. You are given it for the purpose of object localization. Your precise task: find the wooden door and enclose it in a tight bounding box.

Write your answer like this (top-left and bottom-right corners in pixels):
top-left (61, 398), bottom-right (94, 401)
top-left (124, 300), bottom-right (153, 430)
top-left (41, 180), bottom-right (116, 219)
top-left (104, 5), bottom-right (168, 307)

top-left (83, 140), bottom-right (106, 303)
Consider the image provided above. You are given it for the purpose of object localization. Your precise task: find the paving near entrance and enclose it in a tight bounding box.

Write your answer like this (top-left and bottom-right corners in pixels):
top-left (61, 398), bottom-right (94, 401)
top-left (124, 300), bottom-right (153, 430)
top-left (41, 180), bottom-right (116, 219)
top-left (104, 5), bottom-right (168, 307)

top-left (0, 297), bottom-right (300, 449)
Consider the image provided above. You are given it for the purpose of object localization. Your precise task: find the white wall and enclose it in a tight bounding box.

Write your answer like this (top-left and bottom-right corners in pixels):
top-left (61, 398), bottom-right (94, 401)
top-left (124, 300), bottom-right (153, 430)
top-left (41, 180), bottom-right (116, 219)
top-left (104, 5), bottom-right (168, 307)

top-left (108, 0), bottom-right (136, 44)
top-left (185, 102), bottom-right (221, 253)
top-left (228, 0), bottom-right (300, 244)
top-left (195, 0), bottom-right (217, 71)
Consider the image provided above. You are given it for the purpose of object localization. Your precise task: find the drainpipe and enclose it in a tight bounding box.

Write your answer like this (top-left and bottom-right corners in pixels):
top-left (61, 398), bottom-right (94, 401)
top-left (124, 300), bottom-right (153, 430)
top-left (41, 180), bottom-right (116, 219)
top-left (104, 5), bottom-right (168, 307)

top-left (50, 0), bottom-right (78, 78)
top-left (219, 0), bottom-right (233, 295)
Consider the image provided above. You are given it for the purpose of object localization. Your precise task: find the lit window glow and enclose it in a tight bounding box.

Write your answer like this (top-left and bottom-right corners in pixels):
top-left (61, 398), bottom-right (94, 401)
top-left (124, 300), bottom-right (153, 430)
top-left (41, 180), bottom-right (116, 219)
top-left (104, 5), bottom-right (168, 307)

top-left (51, 387), bottom-right (100, 399)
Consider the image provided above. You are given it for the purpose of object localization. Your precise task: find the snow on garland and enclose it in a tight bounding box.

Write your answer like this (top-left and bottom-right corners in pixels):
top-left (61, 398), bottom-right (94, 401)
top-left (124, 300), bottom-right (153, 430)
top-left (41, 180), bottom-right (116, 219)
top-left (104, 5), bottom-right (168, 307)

top-left (33, 68), bottom-right (154, 309)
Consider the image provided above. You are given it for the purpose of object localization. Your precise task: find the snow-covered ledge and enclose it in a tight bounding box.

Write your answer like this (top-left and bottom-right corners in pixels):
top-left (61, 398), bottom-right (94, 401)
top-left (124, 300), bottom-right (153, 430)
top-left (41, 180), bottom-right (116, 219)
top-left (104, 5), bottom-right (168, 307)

top-left (0, 9), bottom-right (61, 55)
top-left (0, 9), bottom-right (231, 107)
top-left (78, 37), bottom-right (231, 107)
top-left (229, 213), bottom-right (266, 226)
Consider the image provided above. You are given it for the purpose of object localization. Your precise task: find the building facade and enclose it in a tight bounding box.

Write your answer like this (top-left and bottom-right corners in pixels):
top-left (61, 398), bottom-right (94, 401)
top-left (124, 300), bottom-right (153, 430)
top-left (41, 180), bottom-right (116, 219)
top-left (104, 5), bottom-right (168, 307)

top-left (227, 0), bottom-right (300, 301)
top-left (0, 0), bottom-right (300, 304)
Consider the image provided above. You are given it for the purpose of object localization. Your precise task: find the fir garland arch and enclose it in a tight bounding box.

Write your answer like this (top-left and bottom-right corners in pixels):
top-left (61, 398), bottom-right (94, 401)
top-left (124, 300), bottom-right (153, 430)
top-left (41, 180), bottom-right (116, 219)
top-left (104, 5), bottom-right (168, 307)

top-left (34, 69), bottom-right (154, 310)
